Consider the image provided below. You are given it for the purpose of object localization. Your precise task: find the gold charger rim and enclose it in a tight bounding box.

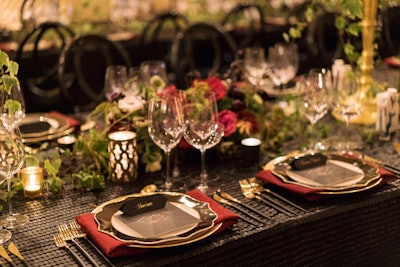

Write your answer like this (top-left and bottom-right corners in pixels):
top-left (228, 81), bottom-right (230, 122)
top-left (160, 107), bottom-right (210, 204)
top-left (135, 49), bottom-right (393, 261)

top-left (19, 113), bottom-right (70, 138)
top-left (22, 126), bottom-right (74, 143)
top-left (264, 151), bottom-right (381, 191)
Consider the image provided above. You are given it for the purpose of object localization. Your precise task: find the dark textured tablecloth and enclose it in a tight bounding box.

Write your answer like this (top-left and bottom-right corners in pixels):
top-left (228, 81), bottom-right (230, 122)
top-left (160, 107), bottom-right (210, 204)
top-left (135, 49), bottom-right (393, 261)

top-left (6, 128), bottom-right (400, 267)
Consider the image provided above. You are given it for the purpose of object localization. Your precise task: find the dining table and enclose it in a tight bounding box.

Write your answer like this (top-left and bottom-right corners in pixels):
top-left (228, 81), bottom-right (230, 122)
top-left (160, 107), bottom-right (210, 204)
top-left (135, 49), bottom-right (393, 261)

top-left (4, 117), bottom-right (400, 267)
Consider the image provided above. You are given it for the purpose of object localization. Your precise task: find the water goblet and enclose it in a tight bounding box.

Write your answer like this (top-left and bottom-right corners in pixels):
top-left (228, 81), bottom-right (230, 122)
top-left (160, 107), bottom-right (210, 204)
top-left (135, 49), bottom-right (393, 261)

top-left (243, 46), bottom-right (267, 90)
top-left (147, 96), bottom-right (186, 191)
top-left (0, 125), bottom-right (29, 229)
top-left (140, 60), bottom-right (168, 97)
top-left (183, 91), bottom-right (224, 195)
top-left (268, 43), bottom-right (299, 89)
top-left (104, 65), bottom-right (128, 101)
top-left (297, 73), bottom-right (330, 151)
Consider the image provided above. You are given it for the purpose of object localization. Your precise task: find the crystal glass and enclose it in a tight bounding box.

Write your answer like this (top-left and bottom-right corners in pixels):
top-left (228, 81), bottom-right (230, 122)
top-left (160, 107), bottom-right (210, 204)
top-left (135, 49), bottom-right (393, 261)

top-left (140, 60), bottom-right (168, 85)
top-left (243, 46), bottom-right (267, 90)
top-left (147, 96), bottom-right (185, 191)
top-left (183, 91), bottom-right (224, 195)
top-left (268, 43), bottom-right (299, 89)
top-left (0, 125), bottom-right (29, 229)
top-left (104, 65), bottom-right (128, 101)
top-left (297, 73), bottom-right (330, 151)
top-left (0, 85), bottom-right (25, 130)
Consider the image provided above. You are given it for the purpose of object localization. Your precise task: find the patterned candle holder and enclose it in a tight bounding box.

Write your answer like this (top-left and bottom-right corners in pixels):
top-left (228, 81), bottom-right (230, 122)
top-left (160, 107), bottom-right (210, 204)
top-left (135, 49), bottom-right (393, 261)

top-left (21, 166), bottom-right (44, 199)
top-left (108, 131), bottom-right (138, 183)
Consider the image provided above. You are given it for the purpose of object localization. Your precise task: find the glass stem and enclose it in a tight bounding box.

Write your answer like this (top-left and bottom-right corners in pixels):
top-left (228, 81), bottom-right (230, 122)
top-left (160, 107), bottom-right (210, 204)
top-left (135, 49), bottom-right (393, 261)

top-left (7, 177), bottom-right (13, 218)
top-left (200, 149), bottom-right (208, 187)
top-left (164, 150), bottom-right (172, 189)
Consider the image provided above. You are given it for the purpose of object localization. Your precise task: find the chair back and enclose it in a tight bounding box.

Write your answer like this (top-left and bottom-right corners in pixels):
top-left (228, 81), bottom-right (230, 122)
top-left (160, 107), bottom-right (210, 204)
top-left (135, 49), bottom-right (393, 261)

top-left (381, 6), bottom-right (400, 58)
top-left (170, 22), bottom-right (238, 88)
top-left (58, 34), bottom-right (131, 111)
top-left (16, 21), bottom-right (75, 113)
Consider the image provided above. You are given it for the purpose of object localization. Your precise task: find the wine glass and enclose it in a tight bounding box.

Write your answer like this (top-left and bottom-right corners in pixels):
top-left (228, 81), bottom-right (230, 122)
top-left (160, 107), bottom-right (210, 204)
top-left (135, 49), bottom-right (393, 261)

top-left (183, 91), bottom-right (224, 195)
top-left (140, 60), bottom-right (168, 96)
top-left (147, 96), bottom-right (186, 191)
top-left (331, 70), bottom-right (362, 150)
top-left (0, 124), bottom-right (29, 229)
top-left (268, 43), bottom-right (299, 89)
top-left (243, 46), bottom-right (267, 90)
top-left (0, 85), bottom-right (25, 130)
top-left (104, 65), bottom-right (128, 101)
top-left (297, 73), bottom-right (330, 151)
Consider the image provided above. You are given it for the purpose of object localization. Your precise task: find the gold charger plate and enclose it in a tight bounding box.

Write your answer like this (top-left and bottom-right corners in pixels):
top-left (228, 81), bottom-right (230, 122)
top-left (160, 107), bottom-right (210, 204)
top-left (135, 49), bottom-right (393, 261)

top-left (19, 113), bottom-right (70, 138)
top-left (92, 192), bottom-right (220, 248)
top-left (264, 152), bottom-right (381, 192)
top-left (22, 126), bottom-right (74, 143)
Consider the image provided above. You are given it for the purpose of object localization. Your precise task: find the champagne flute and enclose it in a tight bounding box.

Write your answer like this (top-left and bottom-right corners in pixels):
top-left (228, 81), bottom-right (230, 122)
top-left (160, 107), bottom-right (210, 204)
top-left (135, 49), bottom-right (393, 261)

top-left (0, 124), bottom-right (29, 229)
top-left (297, 73), bottom-right (330, 151)
top-left (183, 91), bottom-right (224, 195)
top-left (0, 85), bottom-right (25, 130)
top-left (147, 96), bottom-right (185, 191)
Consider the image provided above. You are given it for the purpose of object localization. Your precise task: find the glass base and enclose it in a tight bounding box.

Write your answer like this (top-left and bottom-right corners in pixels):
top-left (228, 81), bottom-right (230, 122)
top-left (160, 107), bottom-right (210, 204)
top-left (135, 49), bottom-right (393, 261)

top-left (0, 229), bottom-right (11, 244)
top-left (154, 180), bottom-right (187, 193)
top-left (0, 214), bottom-right (29, 229)
top-left (325, 135), bottom-right (363, 152)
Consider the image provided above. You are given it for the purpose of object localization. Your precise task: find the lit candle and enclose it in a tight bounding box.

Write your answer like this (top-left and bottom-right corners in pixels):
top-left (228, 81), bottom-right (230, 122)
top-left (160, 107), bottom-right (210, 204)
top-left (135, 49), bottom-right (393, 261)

top-left (21, 167), bottom-right (43, 199)
top-left (241, 138), bottom-right (261, 167)
top-left (57, 135), bottom-right (76, 150)
top-left (108, 131), bottom-right (138, 183)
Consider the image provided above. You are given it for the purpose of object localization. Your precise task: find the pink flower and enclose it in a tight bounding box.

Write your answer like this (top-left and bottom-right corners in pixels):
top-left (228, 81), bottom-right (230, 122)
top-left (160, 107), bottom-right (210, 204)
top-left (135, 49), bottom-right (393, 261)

top-left (218, 110), bottom-right (237, 137)
top-left (205, 77), bottom-right (227, 100)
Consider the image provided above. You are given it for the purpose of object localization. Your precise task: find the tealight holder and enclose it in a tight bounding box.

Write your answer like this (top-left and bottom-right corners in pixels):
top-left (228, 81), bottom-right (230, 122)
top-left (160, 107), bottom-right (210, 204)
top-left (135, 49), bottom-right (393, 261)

top-left (21, 166), bottom-right (44, 199)
top-left (108, 131), bottom-right (138, 183)
top-left (241, 138), bottom-right (261, 167)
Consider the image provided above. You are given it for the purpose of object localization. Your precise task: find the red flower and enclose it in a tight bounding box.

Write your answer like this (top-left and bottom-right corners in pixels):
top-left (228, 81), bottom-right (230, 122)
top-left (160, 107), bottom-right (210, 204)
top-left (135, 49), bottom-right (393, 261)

top-left (218, 110), bottom-right (237, 137)
top-left (205, 77), bottom-right (227, 100)
top-left (157, 85), bottom-right (179, 98)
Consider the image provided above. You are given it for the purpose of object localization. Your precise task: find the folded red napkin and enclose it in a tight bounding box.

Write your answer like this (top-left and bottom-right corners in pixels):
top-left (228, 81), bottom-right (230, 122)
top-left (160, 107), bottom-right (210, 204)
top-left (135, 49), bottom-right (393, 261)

top-left (256, 167), bottom-right (396, 202)
top-left (48, 111), bottom-right (81, 127)
top-left (75, 189), bottom-right (239, 258)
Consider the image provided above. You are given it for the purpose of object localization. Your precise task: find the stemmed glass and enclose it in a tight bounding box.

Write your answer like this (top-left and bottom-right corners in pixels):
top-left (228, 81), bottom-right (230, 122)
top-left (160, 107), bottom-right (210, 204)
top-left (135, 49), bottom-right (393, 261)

top-left (183, 91), bottom-right (224, 195)
top-left (147, 96), bottom-right (186, 191)
top-left (243, 46), bottom-right (268, 91)
top-left (0, 124), bottom-right (28, 229)
top-left (268, 43), bottom-right (299, 89)
top-left (0, 85), bottom-right (25, 130)
top-left (104, 65), bottom-right (128, 101)
top-left (297, 73), bottom-right (330, 151)
top-left (331, 70), bottom-right (362, 150)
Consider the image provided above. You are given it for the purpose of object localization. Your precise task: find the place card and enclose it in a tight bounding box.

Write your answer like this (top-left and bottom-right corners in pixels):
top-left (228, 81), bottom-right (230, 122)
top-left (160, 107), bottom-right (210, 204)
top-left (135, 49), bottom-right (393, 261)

top-left (120, 194), bottom-right (167, 216)
top-left (290, 153), bottom-right (327, 170)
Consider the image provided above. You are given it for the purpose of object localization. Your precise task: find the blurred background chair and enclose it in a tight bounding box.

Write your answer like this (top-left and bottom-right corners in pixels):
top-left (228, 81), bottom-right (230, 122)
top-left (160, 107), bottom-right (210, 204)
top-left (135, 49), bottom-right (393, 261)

top-left (221, 3), bottom-right (266, 49)
top-left (58, 34), bottom-right (131, 112)
top-left (380, 6), bottom-right (400, 58)
top-left (170, 22), bottom-right (238, 88)
top-left (16, 21), bottom-right (75, 113)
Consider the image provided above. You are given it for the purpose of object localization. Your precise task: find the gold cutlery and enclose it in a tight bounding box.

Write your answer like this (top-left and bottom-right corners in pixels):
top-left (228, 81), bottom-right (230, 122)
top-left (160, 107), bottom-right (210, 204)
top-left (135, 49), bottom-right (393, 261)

top-left (69, 221), bottom-right (116, 267)
top-left (58, 223), bottom-right (100, 267)
top-left (8, 242), bottom-right (31, 267)
top-left (239, 179), bottom-right (295, 216)
top-left (219, 191), bottom-right (273, 220)
top-left (248, 178), bottom-right (308, 213)
top-left (0, 245), bottom-right (16, 267)
top-left (54, 234), bottom-right (87, 267)
top-left (213, 194), bottom-right (264, 226)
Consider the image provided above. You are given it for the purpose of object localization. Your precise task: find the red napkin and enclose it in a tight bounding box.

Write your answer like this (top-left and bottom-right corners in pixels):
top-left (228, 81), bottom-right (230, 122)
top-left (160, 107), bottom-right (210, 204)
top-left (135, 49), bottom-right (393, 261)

top-left (256, 168), bottom-right (396, 202)
top-left (75, 189), bottom-right (239, 258)
top-left (384, 56), bottom-right (400, 68)
top-left (48, 111), bottom-right (81, 127)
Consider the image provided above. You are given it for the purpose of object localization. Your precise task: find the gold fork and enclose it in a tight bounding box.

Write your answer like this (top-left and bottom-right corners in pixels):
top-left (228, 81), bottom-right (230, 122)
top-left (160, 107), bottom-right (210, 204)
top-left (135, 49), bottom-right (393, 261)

top-left (54, 234), bottom-right (87, 267)
top-left (58, 223), bottom-right (100, 267)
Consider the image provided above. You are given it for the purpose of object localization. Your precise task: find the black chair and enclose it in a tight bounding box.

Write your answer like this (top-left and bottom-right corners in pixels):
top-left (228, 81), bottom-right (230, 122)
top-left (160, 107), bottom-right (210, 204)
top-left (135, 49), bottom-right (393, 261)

top-left (221, 3), bottom-right (266, 48)
top-left (16, 21), bottom-right (75, 113)
top-left (170, 23), bottom-right (238, 88)
top-left (58, 34), bottom-right (131, 112)
top-left (380, 6), bottom-right (400, 58)
top-left (137, 12), bottom-right (190, 81)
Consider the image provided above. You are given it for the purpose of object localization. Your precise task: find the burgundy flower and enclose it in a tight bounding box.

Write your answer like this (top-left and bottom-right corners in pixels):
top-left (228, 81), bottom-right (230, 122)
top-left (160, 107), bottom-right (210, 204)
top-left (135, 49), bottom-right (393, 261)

top-left (157, 84), bottom-right (179, 98)
top-left (218, 110), bottom-right (237, 137)
top-left (238, 110), bottom-right (259, 133)
top-left (205, 77), bottom-right (227, 101)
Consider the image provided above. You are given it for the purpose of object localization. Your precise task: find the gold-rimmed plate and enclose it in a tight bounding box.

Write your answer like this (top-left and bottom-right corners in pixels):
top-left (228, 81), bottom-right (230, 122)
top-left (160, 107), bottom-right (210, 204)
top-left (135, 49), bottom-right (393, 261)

top-left (22, 126), bottom-right (74, 143)
top-left (92, 192), bottom-right (219, 248)
top-left (265, 152), bottom-right (381, 191)
top-left (19, 113), bottom-right (70, 138)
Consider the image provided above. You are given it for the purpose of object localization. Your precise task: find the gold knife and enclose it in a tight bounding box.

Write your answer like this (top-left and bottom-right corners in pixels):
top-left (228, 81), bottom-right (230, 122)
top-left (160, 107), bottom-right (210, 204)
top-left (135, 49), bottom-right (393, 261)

top-left (0, 245), bottom-right (16, 267)
top-left (8, 242), bottom-right (31, 267)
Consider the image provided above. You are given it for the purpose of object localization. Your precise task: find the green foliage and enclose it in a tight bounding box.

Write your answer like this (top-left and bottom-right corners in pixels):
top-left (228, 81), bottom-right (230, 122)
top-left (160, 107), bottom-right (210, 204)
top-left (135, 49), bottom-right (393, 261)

top-left (43, 158), bottom-right (62, 193)
top-left (73, 169), bottom-right (105, 191)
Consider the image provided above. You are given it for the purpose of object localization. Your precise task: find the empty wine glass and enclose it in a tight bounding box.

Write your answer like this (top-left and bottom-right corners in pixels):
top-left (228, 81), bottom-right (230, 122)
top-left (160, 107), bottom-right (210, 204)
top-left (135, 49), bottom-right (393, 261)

top-left (0, 124), bottom-right (29, 229)
top-left (268, 43), bottom-right (299, 89)
top-left (331, 69), bottom-right (362, 150)
top-left (183, 91), bottom-right (224, 195)
top-left (147, 96), bottom-right (186, 191)
top-left (104, 65), bottom-right (128, 101)
top-left (140, 60), bottom-right (168, 96)
top-left (297, 73), bottom-right (330, 151)
top-left (243, 46), bottom-right (267, 90)
top-left (0, 85), bottom-right (25, 130)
